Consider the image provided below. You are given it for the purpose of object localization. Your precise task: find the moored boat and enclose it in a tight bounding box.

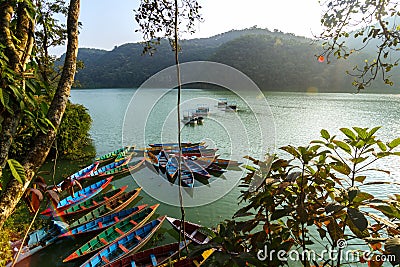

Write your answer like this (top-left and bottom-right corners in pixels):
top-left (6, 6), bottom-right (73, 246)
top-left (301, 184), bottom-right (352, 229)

top-left (41, 177), bottom-right (113, 216)
top-left (103, 241), bottom-right (190, 267)
top-left (158, 248), bottom-right (216, 267)
top-left (157, 150), bottom-right (169, 173)
top-left (79, 157), bottom-right (131, 181)
top-left (184, 158), bottom-right (211, 180)
top-left (63, 204), bottom-right (159, 262)
top-left (79, 216), bottom-right (166, 267)
top-left (95, 147), bottom-right (129, 162)
top-left (98, 159), bottom-right (145, 179)
top-left (148, 142), bottom-right (204, 148)
top-left (7, 220), bottom-right (69, 266)
top-left (52, 186), bottom-right (128, 218)
top-left (60, 204), bottom-right (148, 240)
top-left (54, 162), bottom-right (100, 189)
top-left (166, 217), bottom-right (212, 245)
top-left (68, 187), bottom-right (142, 229)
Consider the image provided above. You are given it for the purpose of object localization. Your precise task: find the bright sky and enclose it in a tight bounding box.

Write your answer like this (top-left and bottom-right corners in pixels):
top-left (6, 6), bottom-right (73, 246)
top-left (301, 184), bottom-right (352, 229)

top-left (52, 0), bottom-right (324, 55)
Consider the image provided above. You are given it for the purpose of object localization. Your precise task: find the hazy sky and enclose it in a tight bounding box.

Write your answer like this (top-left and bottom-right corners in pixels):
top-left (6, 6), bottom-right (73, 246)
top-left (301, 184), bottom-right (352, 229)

top-left (52, 0), bottom-right (324, 55)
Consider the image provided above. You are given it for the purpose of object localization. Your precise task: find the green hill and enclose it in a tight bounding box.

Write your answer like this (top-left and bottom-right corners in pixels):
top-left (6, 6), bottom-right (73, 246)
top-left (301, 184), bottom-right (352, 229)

top-left (69, 28), bottom-right (399, 93)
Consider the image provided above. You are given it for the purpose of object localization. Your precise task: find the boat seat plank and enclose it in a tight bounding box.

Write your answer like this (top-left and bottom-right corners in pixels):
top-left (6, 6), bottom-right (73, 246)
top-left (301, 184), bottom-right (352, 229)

top-left (98, 222), bottom-right (103, 228)
top-left (130, 260), bottom-right (137, 267)
top-left (99, 238), bottom-right (108, 245)
top-left (101, 256), bottom-right (110, 263)
top-left (150, 254), bottom-right (157, 266)
top-left (118, 244), bottom-right (129, 253)
top-left (114, 216), bottom-right (119, 222)
top-left (130, 220), bottom-right (138, 226)
top-left (92, 200), bottom-right (98, 205)
top-left (134, 235), bottom-right (142, 241)
top-left (114, 228), bottom-right (124, 235)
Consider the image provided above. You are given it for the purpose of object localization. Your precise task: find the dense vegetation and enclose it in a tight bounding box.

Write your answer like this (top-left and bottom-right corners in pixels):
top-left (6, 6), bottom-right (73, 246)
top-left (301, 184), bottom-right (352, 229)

top-left (71, 28), bottom-right (399, 93)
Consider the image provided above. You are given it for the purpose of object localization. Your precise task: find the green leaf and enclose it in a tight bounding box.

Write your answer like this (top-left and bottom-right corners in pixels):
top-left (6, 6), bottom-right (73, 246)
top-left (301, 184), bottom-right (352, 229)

top-left (353, 191), bottom-right (374, 203)
top-left (354, 176), bottom-right (367, 183)
top-left (346, 215), bottom-right (370, 238)
top-left (367, 126), bottom-right (381, 138)
top-left (333, 140), bottom-right (351, 154)
top-left (340, 128), bottom-right (356, 141)
top-left (321, 129), bottom-right (330, 140)
top-left (388, 138), bottom-right (400, 149)
top-left (347, 207), bottom-right (368, 231)
top-left (377, 141), bottom-right (387, 151)
top-left (280, 145), bottom-right (300, 158)
top-left (353, 127), bottom-right (368, 139)
top-left (7, 159), bottom-right (25, 184)
top-left (330, 162), bottom-right (351, 176)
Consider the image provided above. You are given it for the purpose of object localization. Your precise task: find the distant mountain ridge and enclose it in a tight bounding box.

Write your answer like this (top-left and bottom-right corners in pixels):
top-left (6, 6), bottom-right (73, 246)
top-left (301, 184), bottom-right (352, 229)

top-left (69, 28), bottom-right (399, 93)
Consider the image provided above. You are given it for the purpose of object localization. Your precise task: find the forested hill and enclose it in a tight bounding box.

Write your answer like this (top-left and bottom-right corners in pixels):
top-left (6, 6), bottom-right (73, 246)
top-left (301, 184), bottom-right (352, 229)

top-left (71, 28), bottom-right (399, 93)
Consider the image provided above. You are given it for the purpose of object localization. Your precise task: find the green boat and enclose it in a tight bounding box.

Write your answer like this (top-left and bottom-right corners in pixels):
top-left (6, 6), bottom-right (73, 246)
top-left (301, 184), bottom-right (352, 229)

top-left (94, 147), bottom-right (127, 162)
top-left (68, 188), bottom-right (142, 229)
top-left (98, 159), bottom-right (145, 179)
top-left (63, 204), bottom-right (159, 262)
top-left (52, 186), bottom-right (128, 219)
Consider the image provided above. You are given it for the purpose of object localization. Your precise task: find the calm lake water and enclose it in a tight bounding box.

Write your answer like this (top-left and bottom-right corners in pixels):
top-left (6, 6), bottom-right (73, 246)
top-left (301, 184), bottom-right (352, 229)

top-left (19, 89), bottom-right (400, 266)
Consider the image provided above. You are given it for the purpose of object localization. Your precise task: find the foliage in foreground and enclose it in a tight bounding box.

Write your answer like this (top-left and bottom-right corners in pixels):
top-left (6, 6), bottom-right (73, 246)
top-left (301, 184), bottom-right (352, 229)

top-left (204, 127), bottom-right (400, 267)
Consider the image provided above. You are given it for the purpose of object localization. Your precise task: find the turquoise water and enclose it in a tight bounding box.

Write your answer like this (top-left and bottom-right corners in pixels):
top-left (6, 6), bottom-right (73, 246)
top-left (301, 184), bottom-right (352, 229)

top-left (18, 89), bottom-right (400, 266)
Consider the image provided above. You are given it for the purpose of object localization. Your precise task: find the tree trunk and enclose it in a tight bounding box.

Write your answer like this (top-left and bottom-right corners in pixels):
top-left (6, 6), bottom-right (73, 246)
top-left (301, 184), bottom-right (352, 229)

top-left (0, 0), bottom-right (80, 229)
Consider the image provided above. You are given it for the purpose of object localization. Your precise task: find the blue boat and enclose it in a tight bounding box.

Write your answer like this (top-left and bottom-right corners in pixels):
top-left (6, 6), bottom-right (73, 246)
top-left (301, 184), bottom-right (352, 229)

top-left (184, 158), bottom-right (211, 180)
top-left (55, 162), bottom-right (100, 188)
top-left (41, 177), bottom-right (113, 216)
top-left (166, 157), bottom-right (194, 187)
top-left (157, 150), bottom-right (169, 173)
top-left (59, 204), bottom-right (149, 238)
top-left (80, 157), bottom-right (130, 180)
top-left (80, 216), bottom-right (166, 267)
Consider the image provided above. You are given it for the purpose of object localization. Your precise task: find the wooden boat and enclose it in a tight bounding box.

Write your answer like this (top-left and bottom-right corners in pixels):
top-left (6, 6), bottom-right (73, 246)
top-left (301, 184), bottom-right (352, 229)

top-left (63, 205), bottom-right (159, 262)
top-left (194, 156), bottom-right (241, 168)
top-left (95, 147), bottom-right (129, 162)
top-left (166, 217), bottom-right (212, 245)
top-left (148, 142), bottom-right (205, 148)
top-left (41, 177), bottom-right (113, 216)
top-left (68, 188), bottom-right (142, 229)
top-left (158, 248), bottom-right (215, 267)
top-left (55, 162), bottom-right (100, 188)
top-left (103, 241), bottom-right (190, 267)
top-left (170, 149), bottom-right (217, 158)
top-left (7, 220), bottom-right (69, 266)
top-left (144, 151), bottom-right (159, 172)
top-left (52, 186), bottom-right (128, 219)
top-left (166, 156), bottom-right (179, 182)
top-left (157, 150), bottom-right (169, 172)
top-left (184, 158), bottom-right (211, 180)
top-left (167, 157), bottom-right (194, 187)
top-left (79, 216), bottom-right (166, 267)
top-left (98, 159), bottom-right (145, 179)
top-left (217, 98), bottom-right (227, 108)
top-left (79, 157), bottom-right (131, 181)
top-left (190, 159), bottom-right (226, 176)
top-left (114, 147), bottom-right (136, 162)
top-left (60, 205), bottom-right (148, 239)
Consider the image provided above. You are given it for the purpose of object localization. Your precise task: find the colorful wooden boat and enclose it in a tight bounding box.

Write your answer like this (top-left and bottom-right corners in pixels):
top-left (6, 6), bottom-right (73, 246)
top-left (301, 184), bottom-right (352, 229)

top-left (157, 150), bottom-right (169, 173)
top-left (166, 217), bottom-right (212, 245)
top-left (41, 177), bottom-right (113, 216)
top-left (55, 162), bottom-right (100, 188)
top-left (114, 147), bottom-right (136, 162)
top-left (79, 157), bottom-right (131, 180)
top-left (68, 188), bottom-right (142, 229)
top-left (98, 159), bottom-right (145, 179)
top-left (184, 158), bottom-right (211, 180)
top-left (148, 142), bottom-right (205, 148)
top-left (52, 186), bottom-right (128, 219)
top-left (167, 157), bottom-right (194, 187)
top-left (193, 156), bottom-right (241, 168)
top-left (60, 204), bottom-right (149, 240)
top-left (7, 220), bottom-right (69, 266)
top-left (144, 151), bottom-right (159, 172)
top-left (190, 159), bottom-right (226, 176)
top-left (103, 241), bottom-right (190, 267)
top-left (79, 216), bottom-right (166, 267)
top-left (63, 205), bottom-right (159, 262)
top-left (166, 156), bottom-right (179, 182)
top-left (95, 147), bottom-right (129, 162)
top-left (158, 248), bottom-right (215, 267)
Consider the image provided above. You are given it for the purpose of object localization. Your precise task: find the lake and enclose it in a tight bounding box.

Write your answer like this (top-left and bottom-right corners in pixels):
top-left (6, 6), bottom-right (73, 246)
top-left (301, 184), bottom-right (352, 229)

top-left (19, 88), bottom-right (400, 266)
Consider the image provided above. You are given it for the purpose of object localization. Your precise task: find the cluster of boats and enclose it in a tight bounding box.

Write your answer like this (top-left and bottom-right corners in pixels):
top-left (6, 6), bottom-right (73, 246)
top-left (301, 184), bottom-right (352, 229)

top-left (8, 142), bottom-right (241, 266)
top-left (144, 142), bottom-right (241, 187)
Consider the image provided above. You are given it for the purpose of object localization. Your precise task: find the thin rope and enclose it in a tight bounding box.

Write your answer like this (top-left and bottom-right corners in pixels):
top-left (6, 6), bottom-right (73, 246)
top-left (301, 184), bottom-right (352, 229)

top-left (174, 0), bottom-right (189, 257)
